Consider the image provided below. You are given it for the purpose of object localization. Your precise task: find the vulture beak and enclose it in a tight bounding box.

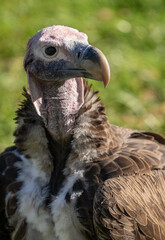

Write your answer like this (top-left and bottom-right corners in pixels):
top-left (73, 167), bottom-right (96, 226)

top-left (79, 46), bottom-right (110, 88)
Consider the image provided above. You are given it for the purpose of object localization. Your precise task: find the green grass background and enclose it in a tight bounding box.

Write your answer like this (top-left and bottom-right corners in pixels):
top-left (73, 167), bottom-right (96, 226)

top-left (0, 0), bottom-right (165, 151)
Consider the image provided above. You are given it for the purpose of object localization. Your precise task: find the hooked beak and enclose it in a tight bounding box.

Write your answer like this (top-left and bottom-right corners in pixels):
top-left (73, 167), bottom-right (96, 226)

top-left (79, 46), bottom-right (110, 88)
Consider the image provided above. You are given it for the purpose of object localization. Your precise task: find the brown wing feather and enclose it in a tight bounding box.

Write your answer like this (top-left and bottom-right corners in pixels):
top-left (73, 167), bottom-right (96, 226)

top-left (99, 127), bottom-right (165, 181)
top-left (94, 170), bottom-right (165, 240)
top-left (0, 147), bottom-right (22, 240)
top-left (93, 127), bottom-right (165, 239)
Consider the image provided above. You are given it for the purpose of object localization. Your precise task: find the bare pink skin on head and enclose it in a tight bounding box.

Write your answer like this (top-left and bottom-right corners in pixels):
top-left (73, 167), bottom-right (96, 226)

top-left (27, 25), bottom-right (89, 61)
top-left (39, 25), bottom-right (88, 45)
top-left (24, 25), bottom-right (110, 141)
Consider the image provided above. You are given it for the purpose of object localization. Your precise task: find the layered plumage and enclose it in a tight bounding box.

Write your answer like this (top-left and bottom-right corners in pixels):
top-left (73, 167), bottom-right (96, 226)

top-left (0, 25), bottom-right (165, 240)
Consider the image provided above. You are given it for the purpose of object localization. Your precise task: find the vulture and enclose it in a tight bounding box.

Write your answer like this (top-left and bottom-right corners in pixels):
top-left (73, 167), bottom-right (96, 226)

top-left (0, 25), bottom-right (165, 240)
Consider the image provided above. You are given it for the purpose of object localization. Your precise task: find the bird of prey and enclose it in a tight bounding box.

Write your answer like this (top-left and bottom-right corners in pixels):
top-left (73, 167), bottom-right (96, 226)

top-left (0, 25), bottom-right (165, 240)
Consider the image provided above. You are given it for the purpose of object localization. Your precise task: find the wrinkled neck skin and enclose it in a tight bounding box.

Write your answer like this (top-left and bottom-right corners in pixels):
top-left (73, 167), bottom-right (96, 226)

top-left (28, 73), bottom-right (84, 142)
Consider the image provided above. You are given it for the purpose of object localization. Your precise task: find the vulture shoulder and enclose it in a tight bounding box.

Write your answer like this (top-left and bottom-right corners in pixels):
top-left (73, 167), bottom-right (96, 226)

top-left (93, 128), bottom-right (165, 240)
top-left (99, 127), bottom-right (165, 179)
top-left (0, 146), bottom-right (22, 240)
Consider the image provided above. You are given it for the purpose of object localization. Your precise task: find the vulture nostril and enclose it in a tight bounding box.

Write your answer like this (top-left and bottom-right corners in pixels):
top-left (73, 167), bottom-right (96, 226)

top-left (77, 51), bottom-right (81, 59)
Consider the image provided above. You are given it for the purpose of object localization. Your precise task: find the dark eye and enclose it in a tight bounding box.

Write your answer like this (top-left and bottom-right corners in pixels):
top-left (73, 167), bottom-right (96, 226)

top-left (45, 46), bottom-right (56, 56)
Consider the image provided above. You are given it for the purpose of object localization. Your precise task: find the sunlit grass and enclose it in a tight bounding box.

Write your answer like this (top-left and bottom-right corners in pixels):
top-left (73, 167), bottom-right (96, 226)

top-left (0, 0), bottom-right (165, 151)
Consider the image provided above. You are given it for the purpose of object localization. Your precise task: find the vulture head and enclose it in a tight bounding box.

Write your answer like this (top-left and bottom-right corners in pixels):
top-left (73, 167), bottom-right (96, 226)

top-left (23, 25), bottom-right (110, 140)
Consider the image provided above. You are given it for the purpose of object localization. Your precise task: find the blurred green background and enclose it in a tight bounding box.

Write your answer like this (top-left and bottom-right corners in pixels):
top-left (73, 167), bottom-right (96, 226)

top-left (0, 0), bottom-right (165, 151)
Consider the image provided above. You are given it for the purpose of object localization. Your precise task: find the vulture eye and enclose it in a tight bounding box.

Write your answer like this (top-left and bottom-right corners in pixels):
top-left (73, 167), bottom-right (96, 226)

top-left (45, 46), bottom-right (57, 56)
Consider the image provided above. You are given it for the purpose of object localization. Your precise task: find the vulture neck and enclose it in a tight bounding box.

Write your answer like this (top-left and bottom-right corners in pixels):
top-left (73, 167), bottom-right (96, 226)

top-left (30, 77), bottom-right (84, 142)
top-left (14, 82), bottom-right (112, 195)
